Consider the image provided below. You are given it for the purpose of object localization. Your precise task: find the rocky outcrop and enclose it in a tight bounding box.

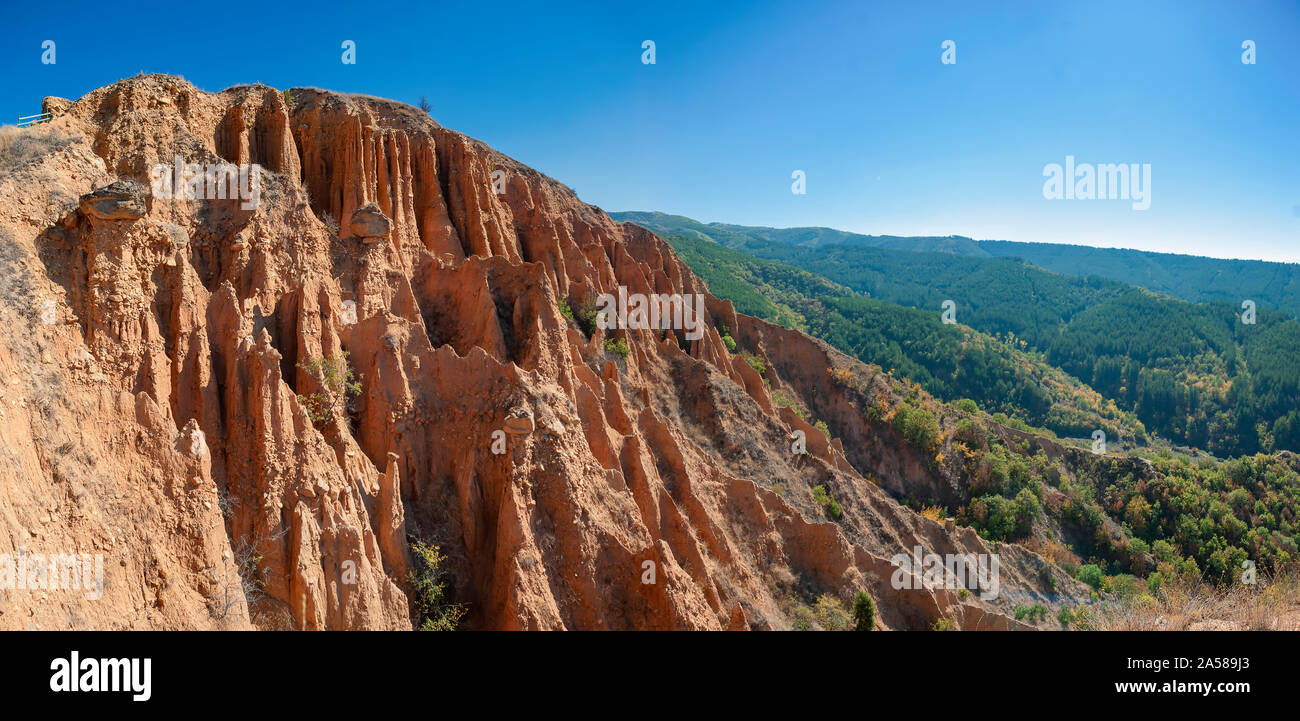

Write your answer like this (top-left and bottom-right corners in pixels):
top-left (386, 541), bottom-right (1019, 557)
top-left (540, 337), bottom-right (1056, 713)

top-left (0, 74), bottom-right (1092, 630)
top-left (78, 180), bottom-right (147, 221)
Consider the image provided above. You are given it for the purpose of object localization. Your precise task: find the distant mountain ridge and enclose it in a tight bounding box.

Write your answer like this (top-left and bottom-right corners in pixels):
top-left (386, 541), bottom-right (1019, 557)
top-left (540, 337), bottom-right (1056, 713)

top-left (612, 211), bottom-right (990, 256)
top-left (610, 211), bottom-right (1300, 317)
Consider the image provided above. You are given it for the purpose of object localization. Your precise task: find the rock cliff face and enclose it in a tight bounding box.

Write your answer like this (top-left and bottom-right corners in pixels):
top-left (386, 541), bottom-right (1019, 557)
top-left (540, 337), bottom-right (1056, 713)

top-left (0, 75), bottom-right (1089, 630)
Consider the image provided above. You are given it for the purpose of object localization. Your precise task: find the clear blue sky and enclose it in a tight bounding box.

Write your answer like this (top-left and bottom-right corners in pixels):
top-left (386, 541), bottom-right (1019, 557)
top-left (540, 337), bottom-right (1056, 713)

top-left (3, 0), bottom-right (1297, 261)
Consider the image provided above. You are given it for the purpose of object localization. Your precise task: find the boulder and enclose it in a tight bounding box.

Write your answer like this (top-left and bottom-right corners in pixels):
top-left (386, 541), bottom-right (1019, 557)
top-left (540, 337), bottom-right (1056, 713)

top-left (350, 202), bottom-right (392, 238)
top-left (79, 180), bottom-right (147, 221)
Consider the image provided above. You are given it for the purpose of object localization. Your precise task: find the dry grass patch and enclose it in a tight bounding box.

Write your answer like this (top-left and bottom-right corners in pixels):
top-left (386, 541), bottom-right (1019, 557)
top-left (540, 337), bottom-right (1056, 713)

top-left (0, 124), bottom-right (78, 174)
top-left (1089, 567), bottom-right (1300, 630)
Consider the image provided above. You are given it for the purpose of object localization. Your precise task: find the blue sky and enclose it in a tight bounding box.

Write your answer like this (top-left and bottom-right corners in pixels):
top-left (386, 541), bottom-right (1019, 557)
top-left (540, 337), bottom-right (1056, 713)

top-left (3, 0), bottom-right (1297, 261)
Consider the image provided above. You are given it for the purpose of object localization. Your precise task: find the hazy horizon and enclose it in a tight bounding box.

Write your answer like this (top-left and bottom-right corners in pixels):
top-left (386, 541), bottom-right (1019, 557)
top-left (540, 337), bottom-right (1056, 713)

top-left (611, 209), bottom-right (1300, 266)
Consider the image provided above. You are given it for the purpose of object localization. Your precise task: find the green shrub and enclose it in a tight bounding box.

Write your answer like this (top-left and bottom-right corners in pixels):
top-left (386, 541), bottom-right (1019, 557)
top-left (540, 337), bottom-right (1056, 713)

top-left (1151, 539), bottom-right (1178, 564)
top-left (1013, 487), bottom-right (1041, 536)
top-left (715, 324), bottom-right (738, 353)
top-left (1103, 573), bottom-right (1140, 600)
top-left (812, 485), bottom-right (841, 519)
top-left (955, 398), bottom-right (980, 414)
top-left (969, 494), bottom-right (1019, 541)
top-left (1076, 564), bottom-right (1105, 590)
top-left (296, 352), bottom-right (362, 426)
top-left (603, 337), bottom-right (630, 359)
top-left (1146, 571), bottom-right (1166, 594)
top-left (813, 594), bottom-right (850, 630)
top-left (565, 295), bottom-right (598, 337)
top-left (1014, 603), bottom-right (1048, 623)
top-left (771, 389), bottom-right (803, 418)
top-left (1057, 606), bottom-right (1076, 627)
top-left (741, 352), bottom-right (766, 375)
top-left (894, 405), bottom-right (940, 452)
top-left (792, 605), bottom-right (815, 631)
top-left (409, 541), bottom-right (466, 631)
top-left (852, 590), bottom-right (876, 631)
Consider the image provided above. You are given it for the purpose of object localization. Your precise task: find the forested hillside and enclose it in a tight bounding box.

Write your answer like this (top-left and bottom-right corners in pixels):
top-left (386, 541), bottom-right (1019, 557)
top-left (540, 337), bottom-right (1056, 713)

top-left (848, 364), bottom-right (1300, 590)
top-left (663, 232), bottom-right (1144, 443)
top-left (628, 221), bottom-right (1300, 458)
top-left (981, 241), bottom-right (1300, 317)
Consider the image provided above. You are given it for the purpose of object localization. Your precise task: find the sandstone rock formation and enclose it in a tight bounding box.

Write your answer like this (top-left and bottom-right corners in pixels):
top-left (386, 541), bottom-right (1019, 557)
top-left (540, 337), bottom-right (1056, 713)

top-left (0, 75), bottom-right (1092, 630)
